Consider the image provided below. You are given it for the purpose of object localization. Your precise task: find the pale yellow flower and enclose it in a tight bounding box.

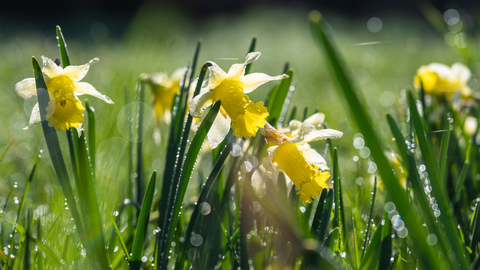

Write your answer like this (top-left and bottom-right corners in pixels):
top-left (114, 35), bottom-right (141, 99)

top-left (15, 56), bottom-right (113, 131)
top-left (142, 68), bottom-right (185, 124)
top-left (414, 62), bottom-right (472, 99)
top-left (189, 52), bottom-right (288, 148)
top-left (253, 120), bottom-right (343, 204)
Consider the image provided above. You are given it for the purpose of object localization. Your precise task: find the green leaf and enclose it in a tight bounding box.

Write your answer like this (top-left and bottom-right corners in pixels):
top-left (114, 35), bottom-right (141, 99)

top-left (359, 223), bottom-right (383, 270)
top-left (56, 25), bottom-right (71, 67)
top-left (266, 69), bottom-right (293, 127)
top-left (108, 210), bottom-right (131, 261)
top-left (310, 11), bottom-right (446, 269)
top-left (244, 37), bottom-right (257, 75)
top-left (439, 113), bottom-right (451, 191)
top-left (136, 81), bottom-right (146, 204)
top-left (29, 236), bottom-right (67, 269)
top-left (379, 211), bottom-right (392, 270)
top-left (311, 189), bottom-right (328, 237)
top-left (317, 189), bottom-right (334, 243)
top-left (0, 141), bottom-right (14, 162)
top-left (361, 177), bottom-right (377, 260)
top-left (470, 202), bottom-right (480, 251)
top-left (85, 100), bottom-right (96, 173)
top-left (454, 143), bottom-right (471, 204)
top-left (325, 227), bottom-right (339, 254)
top-left (24, 208), bottom-right (33, 270)
top-left (131, 171), bottom-right (156, 269)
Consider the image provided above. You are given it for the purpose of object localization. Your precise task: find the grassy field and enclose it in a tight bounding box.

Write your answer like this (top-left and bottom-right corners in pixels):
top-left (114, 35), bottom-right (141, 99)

top-left (1, 3), bottom-right (477, 269)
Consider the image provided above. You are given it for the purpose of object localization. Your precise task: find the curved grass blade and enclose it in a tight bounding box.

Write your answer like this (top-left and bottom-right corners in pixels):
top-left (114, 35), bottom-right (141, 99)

top-left (131, 171), bottom-right (156, 269)
top-left (266, 69), bottom-right (293, 127)
top-left (108, 209), bottom-right (131, 261)
top-left (156, 101), bottom-right (220, 269)
top-left (310, 11), bottom-right (447, 270)
top-left (175, 134), bottom-right (233, 269)
top-left (244, 37), bottom-right (257, 75)
top-left (361, 177), bottom-right (377, 260)
top-left (0, 141), bottom-right (14, 162)
top-left (29, 236), bottom-right (67, 269)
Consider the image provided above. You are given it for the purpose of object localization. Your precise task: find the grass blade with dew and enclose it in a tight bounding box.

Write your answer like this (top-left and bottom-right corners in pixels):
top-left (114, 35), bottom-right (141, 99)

top-left (332, 148), bottom-right (346, 250)
top-left (311, 188), bottom-right (328, 237)
top-left (5, 154), bottom-right (39, 267)
top-left (359, 223), bottom-right (383, 270)
top-left (85, 100), bottom-right (96, 172)
top-left (454, 143), bottom-right (471, 204)
top-left (31, 56), bottom-right (89, 258)
top-left (378, 209), bottom-right (392, 270)
top-left (317, 189), bottom-right (334, 243)
top-left (108, 209), bottom-right (131, 261)
top-left (175, 132), bottom-right (233, 269)
top-left (408, 90), bottom-right (468, 268)
top-left (24, 208), bottom-right (33, 270)
top-left (156, 101), bottom-right (220, 269)
top-left (470, 201), bottom-right (480, 252)
top-left (131, 171), bottom-right (156, 269)
top-left (0, 141), bottom-right (14, 162)
top-left (439, 112), bottom-right (451, 193)
top-left (310, 11), bottom-right (445, 270)
top-left (361, 177), bottom-right (377, 260)
top-left (266, 69), bottom-right (293, 127)
top-left (135, 82), bottom-right (146, 205)
top-left (29, 236), bottom-right (67, 269)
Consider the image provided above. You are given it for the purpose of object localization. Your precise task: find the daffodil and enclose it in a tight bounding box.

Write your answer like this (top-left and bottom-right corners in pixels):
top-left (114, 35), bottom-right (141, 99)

top-left (253, 119), bottom-right (343, 204)
top-left (189, 52), bottom-right (288, 148)
top-left (142, 68), bottom-right (185, 124)
top-left (15, 56), bottom-right (113, 131)
top-left (414, 62), bottom-right (472, 100)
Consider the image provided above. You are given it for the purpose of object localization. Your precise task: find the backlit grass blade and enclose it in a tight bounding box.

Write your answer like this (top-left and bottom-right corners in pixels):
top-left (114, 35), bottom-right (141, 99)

top-left (244, 37), bottom-right (257, 75)
top-left (131, 171), bottom-right (156, 269)
top-left (310, 11), bottom-right (444, 269)
top-left (29, 236), bottom-right (66, 269)
top-left (0, 141), bottom-right (14, 162)
top-left (311, 188), bottom-right (328, 237)
top-left (470, 202), bottom-right (480, 251)
top-left (332, 148), bottom-right (346, 248)
top-left (359, 223), bottom-right (383, 270)
top-left (317, 189), bottom-right (334, 243)
top-left (439, 113), bottom-right (451, 191)
top-left (85, 100), bottom-right (96, 172)
top-left (266, 69), bottom-right (293, 127)
top-left (325, 227), bottom-right (339, 254)
top-left (175, 134), bottom-right (233, 269)
top-left (379, 210), bottom-right (392, 270)
top-left (407, 90), bottom-right (468, 268)
top-left (136, 82), bottom-right (146, 204)
top-left (31, 55), bottom-right (86, 249)
top-left (156, 101), bottom-right (220, 269)
top-left (361, 177), bottom-right (377, 260)
top-left (56, 25), bottom-right (71, 67)
top-left (454, 143), bottom-right (471, 204)
top-left (108, 209), bottom-right (131, 261)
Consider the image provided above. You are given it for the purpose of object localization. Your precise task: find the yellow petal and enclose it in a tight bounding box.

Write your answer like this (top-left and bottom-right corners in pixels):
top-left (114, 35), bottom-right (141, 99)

top-left (273, 143), bottom-right (329, 204)
top-left (231, 101), bottom-right (268, 138)
top-left (46, 95), bottom-right (85, 131)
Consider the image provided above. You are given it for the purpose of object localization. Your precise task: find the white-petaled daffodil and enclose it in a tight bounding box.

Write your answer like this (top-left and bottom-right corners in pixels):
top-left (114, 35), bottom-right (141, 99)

top-left (15, 56), bottom-right (113, 131)
top-left (189, 52), bottom-right (288, 149)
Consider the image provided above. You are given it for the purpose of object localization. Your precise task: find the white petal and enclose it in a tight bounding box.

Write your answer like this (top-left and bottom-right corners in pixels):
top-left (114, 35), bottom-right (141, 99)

top-left (205, 62), bottom-right (227, 90)
top-left (24, 103), bottom-right (41, 130)
top-left (451, 63), bottom-right (471, 84)
top-left (207, 113), bottom-right (231, 149)
top-left (427, 63), bottom-right (453, 80)
top-left (242, 73), bottom-right (288, 93)
top-left (251, 164), bottom-right (273, 198)
top-left (63, 58), bottom-right (99, 82)
top-left (265, 146), bottom-right (279, 172)
top-left (189, 90), bottom-right (214, 118)
top-left (304, 113), bottom-right (326, 128)
top-left (15, 78), bottom-right (37, 99)
top-left (41, 56), bottom-right (63, 80)
top-left (75, 82), bottom-right (113, 104)
top-left (297, 144), bottom-right (329, 170)
top-left (289, 123), bottom-right (343, 144)
top-left (226, 52), bottom-right (261, 79)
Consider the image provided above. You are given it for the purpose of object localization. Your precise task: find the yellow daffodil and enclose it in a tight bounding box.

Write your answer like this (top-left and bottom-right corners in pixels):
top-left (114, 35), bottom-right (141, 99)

top-left (15, 56), bottom-right (113, 131)
top-left (189, 52), bottom-right (288, 148)
top-left (414, 62), bottom-right (472, 100)
top-left (253, 119), bottom-right (343, 204)
top-left (142, 68), bottom-right (185, 124)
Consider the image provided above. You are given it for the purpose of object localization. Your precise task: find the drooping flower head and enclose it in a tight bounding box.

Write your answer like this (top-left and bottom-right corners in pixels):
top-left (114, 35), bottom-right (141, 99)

top-left (142, 68), bottom-right (185, 124)
top-left (253, 115), bottom-right (343, 204)
top-left (189, 52), bottom-right (288, 148)
top-left (15, 56), bottom-right (113, 131)
top-left (414, 62), bottom-right (472, 100)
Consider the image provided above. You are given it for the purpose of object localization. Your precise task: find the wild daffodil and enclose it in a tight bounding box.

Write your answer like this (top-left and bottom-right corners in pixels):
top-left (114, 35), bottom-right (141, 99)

top-left (15, 56), bottom-right (113, 131)
top-left (253, 119), bottom-right (343, 204)
top-left (414, 62), bottom-right (472, 100)
top-left (189, 52), bottom-right (288, 148)
top-left (142, 68), bottom-right (185, 124)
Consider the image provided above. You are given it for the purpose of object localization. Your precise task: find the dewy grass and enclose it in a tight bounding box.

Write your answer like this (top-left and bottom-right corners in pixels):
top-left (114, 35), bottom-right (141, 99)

top-left (3, 6), bottom-right (480, 270)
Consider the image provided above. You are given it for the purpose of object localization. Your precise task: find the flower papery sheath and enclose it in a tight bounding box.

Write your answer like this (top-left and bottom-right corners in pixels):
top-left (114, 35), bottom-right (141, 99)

top-left (272, 143), bottom-right (330, 203)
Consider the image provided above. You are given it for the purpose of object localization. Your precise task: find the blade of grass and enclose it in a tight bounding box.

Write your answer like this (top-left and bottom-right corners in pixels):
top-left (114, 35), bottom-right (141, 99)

top-left (310, 11), bottom-right (445, 270)
top-left (266, 70), bottom-right (293, 127)
top-left (317, 189), bottom-right (334, 243)
top-left (85, 100), bottom-right (96, 172)
top-left (454, 143), bottom-right (472, 204)
top-left (379, 210), bottom-right (392, 270)
top-left (136, 82), bottom-right (146, 205)
top-left (29, 236), bottom-right (67, 269)
top-left (131, 171), bottom-right (156, 269)
top-left (0, 141), bottom-right (14, 162)
top-left (439, 113), bottom-right (451, 193)
top-left (359, 223), bottom-right (383, 270)
top-left (311, 189), bottom-right (328, 237)
top-left (361, 177), bottom-right (377, 260)
top-left (244, 37), bottom-right (257, 75)
top-left (108, 210), bottom-right (131, 261)
top-left (24, 208), bottom-right (33, 270)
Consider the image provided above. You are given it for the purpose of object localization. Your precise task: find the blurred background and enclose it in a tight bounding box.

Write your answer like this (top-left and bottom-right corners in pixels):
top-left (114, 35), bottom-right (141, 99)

top-left (1, 0), bottom-right (480, 215)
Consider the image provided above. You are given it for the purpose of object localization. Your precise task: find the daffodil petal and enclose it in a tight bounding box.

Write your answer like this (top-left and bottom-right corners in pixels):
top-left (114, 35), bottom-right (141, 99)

top-left (289, 123), bottom-right (343, 144)
top-left (189, 90), bottom-right (214, 118)
top-left (41, 56), bottom-right (63, 80)
top-left (251, 164), bottom-right (273, 198)
top-left (297, 144), bottom-right (329, 170)
top-left (15, 78), bottom-right (37, 99)
top-left (24, 103), bottom-right (41, 130)
top-left (207, 113), bottom-right (231, 149)
top-left (75, 82), bottom-right (114, 104)
top-left (63, 58), bottom-right (99, 82)
top-left (265, 146), bottom-right (278, 172)
top-left (206, 62), bottom-right (227, 89)
top-left (226, 52), bottom-right (261, 79)
top-left (451, 63), bottom-right (471, 84)
top-left (231, 101), bottom-right (268, 138)
top-left (304, 113), bottom-right (326, 128)
top-left (426, 63), bottom-right (453, 80)
top-left (242, 73), bottom-right (288, 93)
